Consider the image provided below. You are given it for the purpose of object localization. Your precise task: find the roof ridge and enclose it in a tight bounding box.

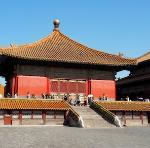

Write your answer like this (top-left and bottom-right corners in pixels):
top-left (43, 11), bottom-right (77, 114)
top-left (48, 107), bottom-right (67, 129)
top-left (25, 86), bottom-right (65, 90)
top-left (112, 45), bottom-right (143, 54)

top-left (136, 51), bottom-right (150, 63)
top-left (136, 51), bottom-right (150, 59)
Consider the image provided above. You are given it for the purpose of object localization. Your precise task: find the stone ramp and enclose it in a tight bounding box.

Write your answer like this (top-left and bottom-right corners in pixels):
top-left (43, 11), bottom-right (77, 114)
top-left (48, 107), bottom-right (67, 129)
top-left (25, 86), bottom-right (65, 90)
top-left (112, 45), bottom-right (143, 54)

top-left (72, 106), bottom-right (115, 128)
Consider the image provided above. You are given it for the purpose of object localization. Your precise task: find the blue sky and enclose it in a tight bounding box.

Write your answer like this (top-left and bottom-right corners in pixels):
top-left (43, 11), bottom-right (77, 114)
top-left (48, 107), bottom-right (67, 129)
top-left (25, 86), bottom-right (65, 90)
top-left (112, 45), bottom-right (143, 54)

top-left (0, 0), bottom-right (150, 84)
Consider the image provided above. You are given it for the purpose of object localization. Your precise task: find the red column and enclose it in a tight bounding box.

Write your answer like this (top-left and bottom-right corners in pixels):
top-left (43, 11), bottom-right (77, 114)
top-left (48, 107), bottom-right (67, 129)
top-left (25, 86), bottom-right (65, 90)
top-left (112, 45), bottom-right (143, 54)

top-left (123, 111), bottom-right (126, 126)
top-left (14, 76), bottom-right (18, 95)
top-left (42, 110), bottom-right (46, 124)
top-left (11, 76), bottom-right (18, 97)
top-left (54, 111), bottom-right (56, 119)
top-left (114, 81), bottom-right (116, 100)
top-left (140, 111), bottom-right (143, 125)
top-left (19, 110), bottom-right (22, 125)
top-left (31, 110), bottom-right (34, 119)
top-left (12, 77), bottom-right (15, 96)
top-left (132, 111), bottom-right (134, 119)
top-left (86, 79), bottom-right (91, 96)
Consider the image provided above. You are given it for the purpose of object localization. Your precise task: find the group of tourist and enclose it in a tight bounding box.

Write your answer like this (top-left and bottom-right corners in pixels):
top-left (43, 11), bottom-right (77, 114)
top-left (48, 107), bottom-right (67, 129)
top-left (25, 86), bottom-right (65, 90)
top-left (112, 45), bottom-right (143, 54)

top-left (41, 93), bottom-right (55, 99)
top-left (3, 91), bottom-right (150, 103)
top-left (120, 96), bottom-right (150, 102)
top-left (27, 92), bottom-right (57, 99)
top-left (98, 94), bottom-right (109, 101)
top-left (64, 94), bottom-right (94, 106)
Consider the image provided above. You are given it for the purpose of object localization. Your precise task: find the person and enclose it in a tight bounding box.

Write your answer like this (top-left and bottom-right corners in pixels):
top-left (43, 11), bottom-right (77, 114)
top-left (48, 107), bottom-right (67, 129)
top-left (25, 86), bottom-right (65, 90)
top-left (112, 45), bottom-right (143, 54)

top-left (27, 92), bottom-right (31, 99)
top-left (101, 94), bottom-right (107, 101)
top-left (125, 96), bottom-right (130, 101)
top-left (14, 93), bottom-right (18, 98)
top-left (64, 94), bottom-right (68, 101)
top-left (84, 96), bottom-right (87, 106)
top-left (147, 112), bottom-right (150, 124)
top-left (7, 93), bottom-right (11, 98)
top-left (138, 96), bottom-right (143, 101)
top-left (87, 94), bottom-right (93, 105)
top-left (49, 94), bottom-right (52, 99)
top-left (46, 93), bottom-right (50, 99)
top-left (31, 94), bottom-right (36, 99)
top-left (52, 95), bottom-right (54, 99)
top-left (99, 96), bottom-right (102, 101)
top-left (144, 98), bottom-right (149, 102)
top-left (70, 98), bottom-right (76, 106)
top-left (42, 93), bottom-right (46, 99)
top-left (136, 96), bottom-right (139, 101)
top-left (105, 96), bottom-right (108, 101)
top-left (78, 95), bottom-right (82, 106)
top-left (76, 95), bottom-right (81, 106)
top-left (120, 97), bottom-right (124, 101)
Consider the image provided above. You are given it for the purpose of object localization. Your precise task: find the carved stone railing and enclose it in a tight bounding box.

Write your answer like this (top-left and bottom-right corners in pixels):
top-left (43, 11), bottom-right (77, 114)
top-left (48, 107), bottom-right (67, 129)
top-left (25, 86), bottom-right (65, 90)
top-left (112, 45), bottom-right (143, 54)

top-left (64, 105), bottom-right (84, 128)
top-left (90, 101), bottom-right (122, 127)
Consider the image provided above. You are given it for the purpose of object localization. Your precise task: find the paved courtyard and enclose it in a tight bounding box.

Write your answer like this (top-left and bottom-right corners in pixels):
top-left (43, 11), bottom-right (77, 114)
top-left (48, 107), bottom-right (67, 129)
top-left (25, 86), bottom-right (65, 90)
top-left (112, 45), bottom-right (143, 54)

top-left (0, 126), bottom-right (149, 148)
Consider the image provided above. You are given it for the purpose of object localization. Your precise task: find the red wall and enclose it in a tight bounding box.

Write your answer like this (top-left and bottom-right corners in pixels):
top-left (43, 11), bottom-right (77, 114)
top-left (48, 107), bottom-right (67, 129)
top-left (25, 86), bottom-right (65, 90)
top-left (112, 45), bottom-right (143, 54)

top-left (13, 75), bottom-right (116, 99)
top-left (17, 76), bottom-right (48, 96)
top-left (91, 80), bottom-right (116, 100)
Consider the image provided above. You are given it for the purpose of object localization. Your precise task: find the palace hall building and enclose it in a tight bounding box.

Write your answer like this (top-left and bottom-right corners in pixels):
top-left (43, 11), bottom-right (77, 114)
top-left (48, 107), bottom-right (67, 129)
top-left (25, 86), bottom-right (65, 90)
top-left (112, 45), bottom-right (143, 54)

top-left (0, 19), bottom-right (136, 100)
top-left (117, 52), bottom-right (150, 100)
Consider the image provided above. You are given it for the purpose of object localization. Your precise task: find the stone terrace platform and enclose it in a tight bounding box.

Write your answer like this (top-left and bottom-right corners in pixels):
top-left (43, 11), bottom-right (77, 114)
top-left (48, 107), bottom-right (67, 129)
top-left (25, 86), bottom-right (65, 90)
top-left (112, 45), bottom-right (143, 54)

top-left (0, 99), bottom-right (71, 126)
top-left (96, 101), bottom-right (150, 126)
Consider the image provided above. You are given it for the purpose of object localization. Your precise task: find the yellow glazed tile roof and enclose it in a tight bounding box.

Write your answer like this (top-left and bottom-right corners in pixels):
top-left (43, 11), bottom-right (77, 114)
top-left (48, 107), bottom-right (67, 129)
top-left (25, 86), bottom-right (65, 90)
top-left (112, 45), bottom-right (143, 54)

top-left (96, 101), bottom-right (150, 111)
top-left (136, 52), bottom-right (150, 63)
top-left (0, 30), bottom-right (136, 66)
top-left (0, 99), bottom-right (70, 110)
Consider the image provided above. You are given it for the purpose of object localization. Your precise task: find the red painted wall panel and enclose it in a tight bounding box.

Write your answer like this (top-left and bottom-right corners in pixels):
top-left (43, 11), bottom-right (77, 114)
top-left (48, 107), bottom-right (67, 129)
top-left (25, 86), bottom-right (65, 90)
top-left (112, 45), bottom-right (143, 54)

top-left (51, 81), bottom-right (59, 93)
top-left (60, 81), bottom-right (68, 93)
top-left (17, 76), bottom-right (47, 96)
top-left (50, 80), bottom-right (86, 94)
top-left (68, 82), bottom-right (77, 93)
top-left (47, 78), bottom-right (50, 94)
top-left (77, 82), bottom-right (86, 94)
top-left (91, 80), bottom-right (116, 100)
top-left (86, 80), bottom-right (91, 95)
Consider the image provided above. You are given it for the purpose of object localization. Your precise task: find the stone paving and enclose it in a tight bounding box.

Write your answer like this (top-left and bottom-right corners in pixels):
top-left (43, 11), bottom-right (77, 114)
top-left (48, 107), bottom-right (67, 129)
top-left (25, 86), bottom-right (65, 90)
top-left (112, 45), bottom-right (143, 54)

top-left (0, 126), bottom-right (149, 148)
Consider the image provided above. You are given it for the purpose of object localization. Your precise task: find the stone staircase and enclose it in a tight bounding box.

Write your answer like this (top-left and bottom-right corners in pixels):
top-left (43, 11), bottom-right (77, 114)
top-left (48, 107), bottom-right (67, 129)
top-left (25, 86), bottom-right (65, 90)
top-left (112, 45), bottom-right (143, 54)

top-left (72, 106), bottom-right (116, 128)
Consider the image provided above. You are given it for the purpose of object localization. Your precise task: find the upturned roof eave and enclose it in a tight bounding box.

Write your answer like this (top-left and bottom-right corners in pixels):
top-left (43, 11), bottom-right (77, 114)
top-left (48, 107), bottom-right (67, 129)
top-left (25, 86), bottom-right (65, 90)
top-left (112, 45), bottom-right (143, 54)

top-left (0, 29), bottom-right (137, 67)
top-left (2, 53), bottom-right (136, 68)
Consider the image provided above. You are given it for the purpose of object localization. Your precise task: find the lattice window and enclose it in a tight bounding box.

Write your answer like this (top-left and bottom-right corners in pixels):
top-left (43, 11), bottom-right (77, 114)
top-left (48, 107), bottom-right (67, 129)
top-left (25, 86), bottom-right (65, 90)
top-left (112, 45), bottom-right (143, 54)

top-left (22, 110), bottom-right (32, 119)
top-left (60, 81), bottom-right (68, 93)
top-left (77, 82), bottom-right (86, 93)
top-left (51, 81), bottom-right (59, 92)
top-left (12, 110), bottom-right (19, 119)
top-left (68, 82), bottom-right (77, 93)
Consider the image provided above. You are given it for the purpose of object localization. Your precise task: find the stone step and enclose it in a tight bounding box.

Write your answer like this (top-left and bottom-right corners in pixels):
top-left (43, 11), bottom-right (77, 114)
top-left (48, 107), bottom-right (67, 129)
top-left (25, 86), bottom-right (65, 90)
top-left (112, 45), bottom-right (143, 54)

top-left (83, 119), bottom-right (114, 128)
top-left (72, 106), bottom-right (115, 128)
top-left (82, 116), bottom-right (103, 120)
